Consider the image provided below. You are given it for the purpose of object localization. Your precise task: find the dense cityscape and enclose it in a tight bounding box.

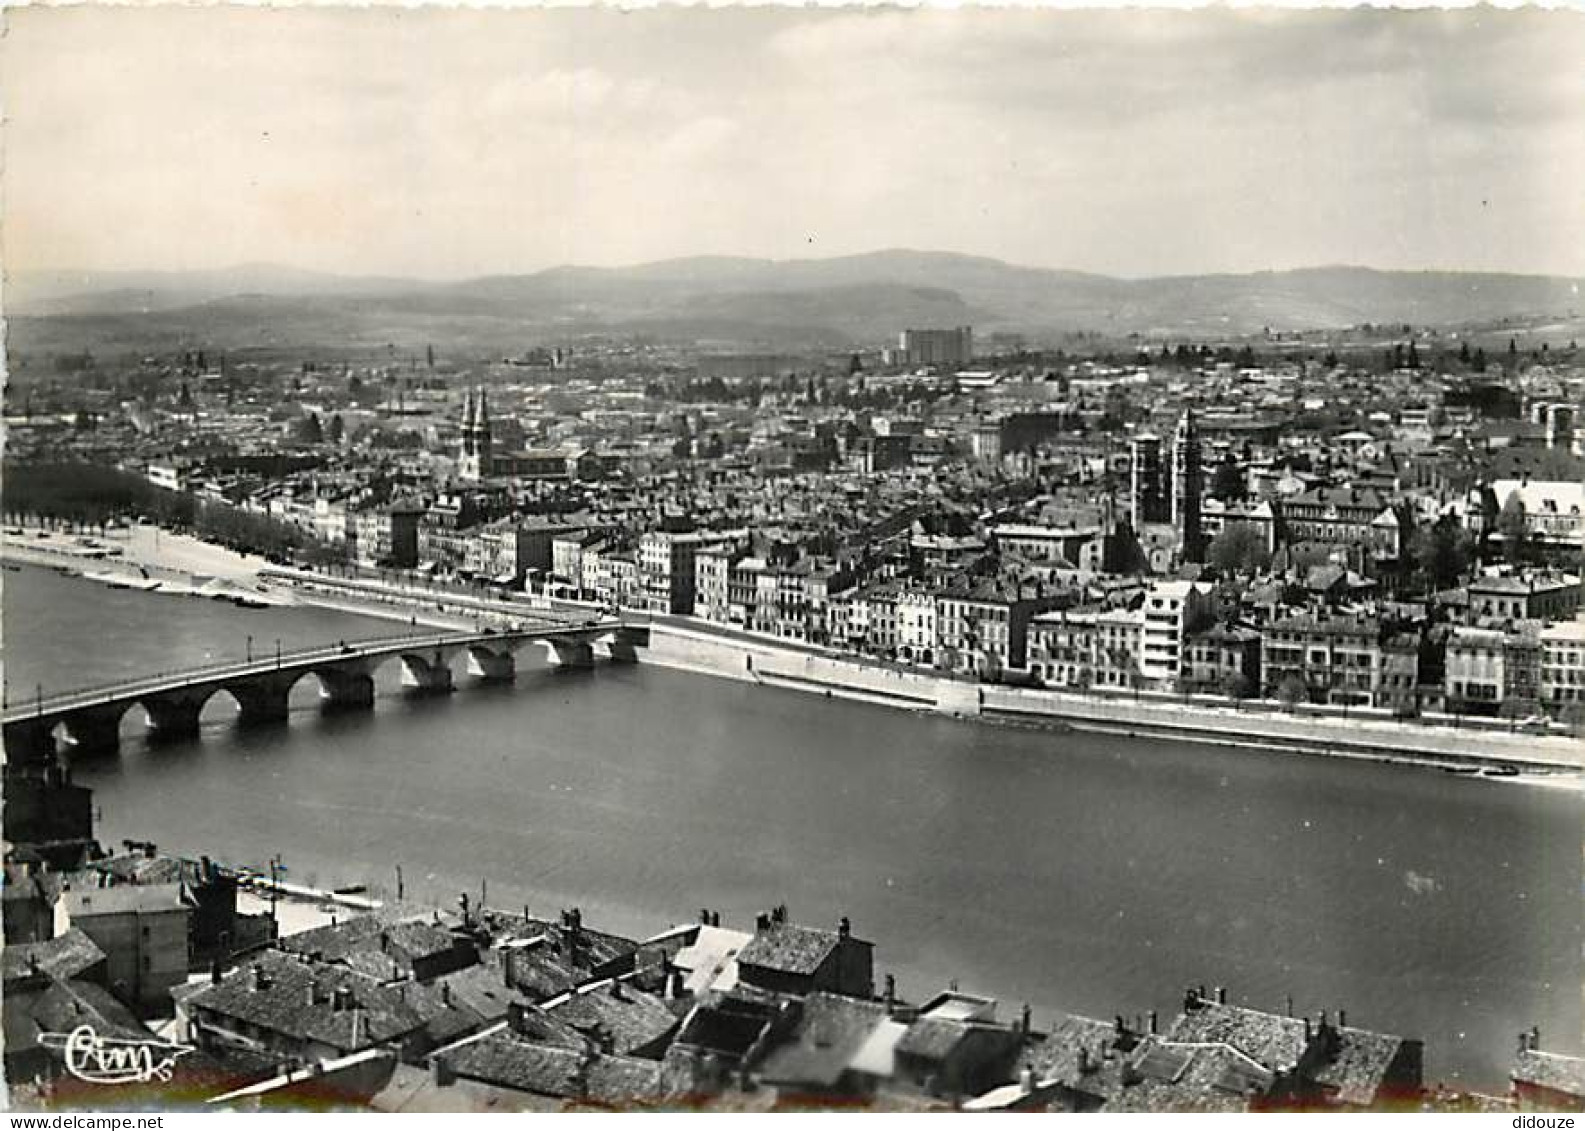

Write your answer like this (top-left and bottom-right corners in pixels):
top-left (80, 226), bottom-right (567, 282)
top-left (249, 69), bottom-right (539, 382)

top-left (5, 323), bottom-right (1584, 738)
top-left (3, 314), bottom-right (1583, 1110)
top-left (4, 2), bottom-right (1584, 1119)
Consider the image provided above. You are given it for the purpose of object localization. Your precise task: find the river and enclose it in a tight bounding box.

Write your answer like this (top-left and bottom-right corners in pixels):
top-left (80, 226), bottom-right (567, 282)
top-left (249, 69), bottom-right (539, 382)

top-left (2, 563), bottom-right (1579, 1090)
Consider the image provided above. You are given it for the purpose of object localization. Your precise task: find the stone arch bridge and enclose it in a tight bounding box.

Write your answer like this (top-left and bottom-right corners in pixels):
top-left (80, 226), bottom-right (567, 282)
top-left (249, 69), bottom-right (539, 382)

top-left (3, 620), bottom-right (646, 761)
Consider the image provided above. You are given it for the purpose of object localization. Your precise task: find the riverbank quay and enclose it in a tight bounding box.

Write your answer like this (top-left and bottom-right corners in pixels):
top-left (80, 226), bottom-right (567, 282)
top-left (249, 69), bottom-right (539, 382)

top-left (258, 564), bottom-right (561, 628)
top-left (1, 523), bottom-right (295, 605)
top-left (88, 546), bottom-right (1582, 777)
top-left (635, 617), bottom-right (1585, 779)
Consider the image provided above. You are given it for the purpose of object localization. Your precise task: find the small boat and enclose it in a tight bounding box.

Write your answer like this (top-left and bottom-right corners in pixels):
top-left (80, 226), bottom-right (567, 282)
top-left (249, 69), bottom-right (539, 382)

top-left (1442, 765), bottom-right (1479, 776)
top-left (1481, 764), bottom-right (1521, 777)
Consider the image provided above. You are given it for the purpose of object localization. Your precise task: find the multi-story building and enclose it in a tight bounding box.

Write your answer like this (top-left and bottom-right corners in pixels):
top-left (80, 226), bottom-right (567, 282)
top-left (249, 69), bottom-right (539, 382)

top-left (1027, 608), bottom-right (1100, 688)
top-left (1485, 478), bottom-right (1584, 556)
top-left (1467, 571), bottom-right (1580, 623)
top-left (1539, 619), bottom-right (1585, 718)
top-left (639, 531), bottom-right (712, 615)
top-left (55, 883), bottom-right (189, 1016)
top-left (1278, 486), bottom-right (1407, 560)
top-left (990, 525), bottom-right (1105, 574)
top-left (895, 587), bottom-right (939, 666)
top-left (1444, 624), bottom-right (1543, 715)
top-left (1181, 623), bottom-right (1263, 697)
top-left (551, 529), bottom-right (609, 592)
top-left (935, 581), bottom-right (1062, 679)
top-left (898, 327), bottom-right (973, 368)
top-left (840, 584), bottom-right (899, 657)
top-left (352, 503), bottom-right (422, 569)
top-left (1261, 614), bottom-right (1420, 712)
top-left (1139, 580), bottom-right (1215, 689)
top-left (1094, 606), bottom-right (1144, 689)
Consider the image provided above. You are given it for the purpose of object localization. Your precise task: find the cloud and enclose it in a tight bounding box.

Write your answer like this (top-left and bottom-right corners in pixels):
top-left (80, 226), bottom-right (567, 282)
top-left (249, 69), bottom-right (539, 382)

top-left (2, 5), bottom-right (1582, 278)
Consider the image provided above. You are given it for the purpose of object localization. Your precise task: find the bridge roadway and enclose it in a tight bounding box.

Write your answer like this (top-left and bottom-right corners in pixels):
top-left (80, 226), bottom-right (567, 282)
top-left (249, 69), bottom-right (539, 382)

top-left (2, 618), bottom-right (646, 760)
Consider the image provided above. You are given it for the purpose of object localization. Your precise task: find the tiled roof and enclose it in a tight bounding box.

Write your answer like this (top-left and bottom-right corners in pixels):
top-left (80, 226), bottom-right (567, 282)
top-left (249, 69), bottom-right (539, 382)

top-left (30, 978), bottom-right (148, 1042)
top-left (1514, 1049), bottom-right (1585, 1098)
top-left (895, 1016), bottom-right (973, 1062)
top-left (1162, 1003), bottom-right (1308, 1072)
top-left (184, 953), bottom-right (429, 1050)
top-left (736, 924), bottom-right (843, 977)
top-left (2, 928), bottom-right (105, 984)
top-left (757, 993), bottom-right (890, 1089)
top-left (441, 1031), bottom-right (661, 1105)
top-left (543, 981), bottom-right (679, 1056)
top-left (1310, 1026), bottom-right (1414, 1107)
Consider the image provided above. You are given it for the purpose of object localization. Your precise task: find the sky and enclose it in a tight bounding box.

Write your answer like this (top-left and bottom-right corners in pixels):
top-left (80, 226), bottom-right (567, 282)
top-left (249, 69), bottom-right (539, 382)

top-left (3, 4), bottom-right (1583, 280)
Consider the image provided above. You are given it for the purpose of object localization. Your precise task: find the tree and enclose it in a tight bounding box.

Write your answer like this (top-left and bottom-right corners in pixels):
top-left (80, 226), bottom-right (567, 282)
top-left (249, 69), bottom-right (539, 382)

top-left (1276, 674), bottom-right (1310, 709)
top-left (1220, 671), bottom-right (1254, 701)
top-left (1206, 525), bottom-right (1271, 576)
top-left (1412, 521), bottom-right (1474, 591)
top-left (1210, 457), bottom-right (1245, 501)
top-left (291, 412), bottom-right (324, 445)
top-left (1496, 491), bottom-right (1528, 563)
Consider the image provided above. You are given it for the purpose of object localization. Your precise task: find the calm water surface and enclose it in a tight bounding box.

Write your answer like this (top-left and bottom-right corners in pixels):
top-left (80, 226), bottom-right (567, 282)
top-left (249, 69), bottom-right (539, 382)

top-left (3, 564), bottom-right (1579, 1088)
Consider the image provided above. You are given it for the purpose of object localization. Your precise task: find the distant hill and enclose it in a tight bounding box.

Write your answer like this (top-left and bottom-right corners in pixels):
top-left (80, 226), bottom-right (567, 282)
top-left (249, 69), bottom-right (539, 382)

top-left (7, 251), bottom-right (1583, 351)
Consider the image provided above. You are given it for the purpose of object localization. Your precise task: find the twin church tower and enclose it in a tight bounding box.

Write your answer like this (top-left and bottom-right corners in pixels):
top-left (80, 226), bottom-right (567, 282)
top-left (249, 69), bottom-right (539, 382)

top-left (1129, 410), bottom-right (1205, 563)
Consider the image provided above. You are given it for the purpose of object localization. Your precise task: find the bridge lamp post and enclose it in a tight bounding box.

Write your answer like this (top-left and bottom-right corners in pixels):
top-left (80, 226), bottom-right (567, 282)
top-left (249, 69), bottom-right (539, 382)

top-left (246, 635), bottom-right (253, 663)
top-left (275, 639), bottom-right (281, 669)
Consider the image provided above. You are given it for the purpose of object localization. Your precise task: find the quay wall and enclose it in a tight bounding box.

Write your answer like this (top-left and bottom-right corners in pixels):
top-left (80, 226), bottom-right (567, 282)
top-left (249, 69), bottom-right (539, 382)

top-left (641, 621), bottom-right (1585, 774)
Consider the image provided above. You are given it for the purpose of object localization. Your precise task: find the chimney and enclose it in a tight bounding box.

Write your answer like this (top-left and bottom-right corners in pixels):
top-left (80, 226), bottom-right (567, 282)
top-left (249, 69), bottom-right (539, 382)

top-left (349, 1005), bottom-right (364, 1049)
top-left (699, 908), bottom-right (711, 925)
top-left (838, 916), bottom-right (851, 939)
top-left (1337, 1008), bottom-right (1346, 1029)
top-left (441, 983), bottom-right (452, 1007)
top-left (755, 912), bottom-right (771, 931)
top-left (431, 1056), bottom-right (456, 1088)
top-left (1020, 1003), bottom-right (1032, 1036)
top-left (251, 965), bottom-right (269, 992)
top-left (1078, 1045), bottom-right (1091, 1075)
top-left (1304, 1017), bottom-right (1313, 1041)
top-left (666, 969), bottom-right (684, 1001)
top-left (1018, 1065), bottom-right (1035, 1094)
top-left (884, 974), bottom-right (896, 1012)
top-left (1148, 1010), bottom-right (1158, 1035)
top-left (1216, 986), bottom-right (1227, 1005)
top-left (507, 1002), bottom-right (527, 1035)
